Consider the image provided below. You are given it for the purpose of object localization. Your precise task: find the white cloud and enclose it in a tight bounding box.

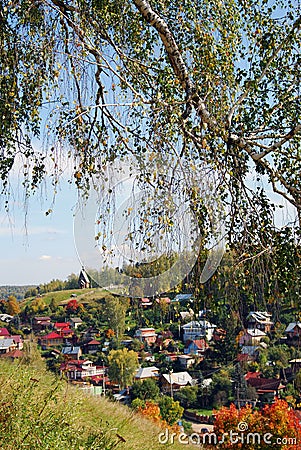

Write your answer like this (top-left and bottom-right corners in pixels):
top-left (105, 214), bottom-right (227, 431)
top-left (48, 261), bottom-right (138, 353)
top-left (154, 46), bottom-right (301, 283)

top-left (39, 255), bottom-right (52, 261)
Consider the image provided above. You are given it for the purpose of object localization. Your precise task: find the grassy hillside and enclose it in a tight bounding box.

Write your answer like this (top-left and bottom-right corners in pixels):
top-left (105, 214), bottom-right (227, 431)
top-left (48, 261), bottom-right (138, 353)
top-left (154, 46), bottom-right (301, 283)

top-left (20, 288), bottom-right (109, 309)
top-left (0, 359), bottom-right (194, 450)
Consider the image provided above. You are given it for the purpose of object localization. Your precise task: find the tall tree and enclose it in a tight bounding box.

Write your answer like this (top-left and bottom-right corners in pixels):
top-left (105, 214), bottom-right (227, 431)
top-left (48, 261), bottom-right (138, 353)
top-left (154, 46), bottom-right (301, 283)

top-left (108, 347), bottom-right (139, 388)
top-left (0, 0), bottom-right (300, 235)
top-left (102, 295), bottom-right (128, 341)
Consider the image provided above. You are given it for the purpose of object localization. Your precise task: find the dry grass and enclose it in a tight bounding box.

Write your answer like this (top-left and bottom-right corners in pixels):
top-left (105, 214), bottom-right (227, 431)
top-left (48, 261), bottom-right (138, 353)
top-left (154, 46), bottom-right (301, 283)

top-left (0, 360), bottom-right (196, 450)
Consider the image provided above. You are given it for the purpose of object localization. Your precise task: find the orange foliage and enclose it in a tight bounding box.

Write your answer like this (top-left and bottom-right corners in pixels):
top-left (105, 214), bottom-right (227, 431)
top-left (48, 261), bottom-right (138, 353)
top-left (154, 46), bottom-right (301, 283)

top-left (106, 328), bottom-right (115, 338)
top-left (213, 399), bottom-right (301, 449)
top-left (137, 401), bottom-right (180, 433)
top-left (138, 401), bottom-right (162, 424)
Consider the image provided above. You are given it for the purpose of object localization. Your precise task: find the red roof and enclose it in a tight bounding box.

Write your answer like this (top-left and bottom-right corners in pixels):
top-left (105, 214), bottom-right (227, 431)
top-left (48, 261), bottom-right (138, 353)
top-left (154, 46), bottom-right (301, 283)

top-left (245, 371), bottom-right (261, 381)
top-left (60, 328), bottom-right (74, 335)
top-left (87, 339), bottom-right (101, 345)
top-left (155, 297), bottom-right (171, 304)
top-left (54, 322), bottom-right (70, 329)
top-left (0, 328), bottom-right (10, 337)
top-left (43, 332), bottom-right (62, 340)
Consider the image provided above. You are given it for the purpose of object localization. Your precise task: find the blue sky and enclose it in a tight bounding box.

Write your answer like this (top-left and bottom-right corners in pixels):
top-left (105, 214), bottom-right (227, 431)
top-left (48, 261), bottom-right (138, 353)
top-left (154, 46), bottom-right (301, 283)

top-left (0, 177), bottom-right (80, 286)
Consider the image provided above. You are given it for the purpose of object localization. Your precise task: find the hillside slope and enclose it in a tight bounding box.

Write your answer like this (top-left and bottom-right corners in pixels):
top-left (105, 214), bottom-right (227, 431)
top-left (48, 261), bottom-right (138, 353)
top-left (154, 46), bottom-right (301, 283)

top-left (0, 360), bottom-right (193, 450)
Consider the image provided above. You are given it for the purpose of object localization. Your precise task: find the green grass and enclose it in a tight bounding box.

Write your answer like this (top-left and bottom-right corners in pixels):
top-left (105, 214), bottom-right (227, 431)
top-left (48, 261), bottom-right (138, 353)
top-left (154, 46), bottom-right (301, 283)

top-left (0, 359), bottom-right (195, 450)
top-left (20, 288), bottom-right (109, 309)
top-left (187, 408), bottom-right (214, 416)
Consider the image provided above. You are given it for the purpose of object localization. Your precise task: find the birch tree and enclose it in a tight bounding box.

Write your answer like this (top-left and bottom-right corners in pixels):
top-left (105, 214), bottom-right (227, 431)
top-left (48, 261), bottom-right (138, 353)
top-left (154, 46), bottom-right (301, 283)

top-left (1, 0), bottom-right (300, 238)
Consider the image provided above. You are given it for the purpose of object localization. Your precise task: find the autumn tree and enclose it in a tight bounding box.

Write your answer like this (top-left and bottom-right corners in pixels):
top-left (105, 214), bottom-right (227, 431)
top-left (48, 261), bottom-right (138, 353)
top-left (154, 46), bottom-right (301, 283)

top-left (158, 396), bottom-right (184, 426)
top-left (213, 399), bottom-right (301, 450)
top-left (65, 299), bottom-right (81, 313)
top-left (107, 347), bottom-right (139, 389)
top-left (6, 295), bottom-right (20, 316)
top-left (0, 0), bottom-right (300, 247)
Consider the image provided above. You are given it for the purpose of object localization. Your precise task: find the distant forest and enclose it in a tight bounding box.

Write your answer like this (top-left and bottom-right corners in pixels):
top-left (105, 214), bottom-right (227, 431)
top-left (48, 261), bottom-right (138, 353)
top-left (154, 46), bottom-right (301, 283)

top-left (0, 285), bottom-right (36, 301)
top-left (0, 273), bottom-right (80, 300)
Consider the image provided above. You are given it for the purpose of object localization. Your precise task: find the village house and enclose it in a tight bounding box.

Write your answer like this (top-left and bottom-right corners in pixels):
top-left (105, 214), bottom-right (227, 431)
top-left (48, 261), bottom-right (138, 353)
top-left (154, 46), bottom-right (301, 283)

top-left (59, 328), bottom-right (75, 340)
top-left (184, 339), bottom-right (209, 356)
top-left (10, 335), bottom-right (24, 350)
top-left (70, 317), bottom-right (83, 329)
top-left (246, 311), bottom-right (273, 333)
top-left (62, 346), bottom-right (82, 359)
top-left (284, 322), bottom-right (301, 343)
top-left (161, 371), bottom-right (194, 393)
top-left (60, 359), bottom-right (105, 381)
top-left (83, 339), bottom-right (102, 354)
top-left (182, 320), bottom-right (216, 342)
top-left (135, 366), bottom-right (159, 380)
top-left (32, 316), bottom-right (52, 332)
top-left (239, 344), bottom-right (265, 359)
top-left (245, 372), bottom-right (285, 403)
top-left (52, 322), bottom-right (74, 340)
top-left (39, 331), bottom-right (64, 349)
top-left (178, 355), bottom-right (195, 369)
top-left (82, 326), bottom-right (101, 341)
top-left (0, 338), bottom-right (16, 354)
top-left (134, 327), bottom-right (157, 346)
top-left (54, 322), bottom-right (70, 332)
top-left (239, 329), bottom-right (267, 346)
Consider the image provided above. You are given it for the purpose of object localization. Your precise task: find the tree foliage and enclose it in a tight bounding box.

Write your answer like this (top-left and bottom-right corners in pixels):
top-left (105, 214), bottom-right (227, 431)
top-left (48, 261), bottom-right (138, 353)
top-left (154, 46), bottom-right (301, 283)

top-left (0, 0), bottom-right (300, 234)
top-left (102, 295), bottom-right (128, 340)
top-left (107, 347), bottom-right (139, 388)
top-left (6, 295), bottom-right (21, 315)
top-left (131, 378), bottom-right (160, 401)
top-left (213, 399), bottom-right (301, 449)
top-left (158, 396), bottom-right (184, 426)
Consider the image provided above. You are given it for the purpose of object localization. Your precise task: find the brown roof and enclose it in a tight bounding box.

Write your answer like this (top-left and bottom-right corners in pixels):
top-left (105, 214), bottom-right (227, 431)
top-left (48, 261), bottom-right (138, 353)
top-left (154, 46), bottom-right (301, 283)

top-left (34, 317), bottom-right (51, 322)
top-left (1, 349), bottom-right (24, 359)
top-left (247, 377), bottom-right (285, 392)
